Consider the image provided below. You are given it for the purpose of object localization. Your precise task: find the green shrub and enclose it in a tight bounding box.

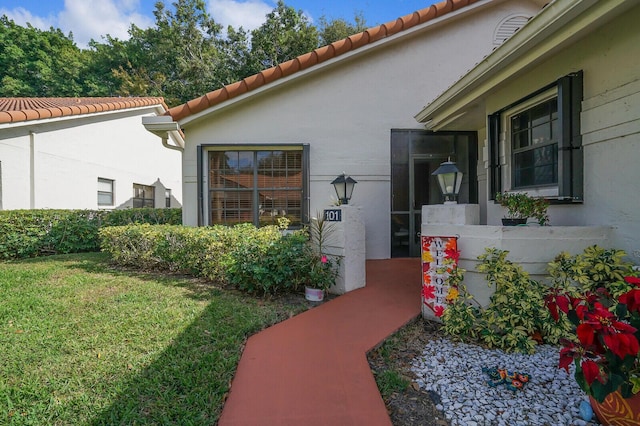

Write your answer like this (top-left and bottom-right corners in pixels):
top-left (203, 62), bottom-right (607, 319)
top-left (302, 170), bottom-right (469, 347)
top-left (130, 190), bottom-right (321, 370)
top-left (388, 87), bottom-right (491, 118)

top-left (442, 248), bottom-right (570, 353)
top-left (0, 208), bottom-right (182, 260)
top-left (99, 219), bottom-right (314, 295)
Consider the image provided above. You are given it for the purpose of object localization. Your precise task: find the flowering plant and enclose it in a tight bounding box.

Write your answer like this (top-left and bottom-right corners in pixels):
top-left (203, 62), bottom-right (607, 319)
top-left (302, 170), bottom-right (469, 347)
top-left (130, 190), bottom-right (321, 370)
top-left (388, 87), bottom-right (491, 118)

top-left (303, 213), bottom-right (340, 291)
top-left (546, 275), bottom-right (640, 402)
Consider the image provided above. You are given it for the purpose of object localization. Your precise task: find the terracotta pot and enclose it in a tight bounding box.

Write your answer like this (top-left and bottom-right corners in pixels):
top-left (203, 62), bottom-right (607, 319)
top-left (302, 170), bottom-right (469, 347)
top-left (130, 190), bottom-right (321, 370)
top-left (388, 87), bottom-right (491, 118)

top-left (589, 391), bottom-right (640, 426)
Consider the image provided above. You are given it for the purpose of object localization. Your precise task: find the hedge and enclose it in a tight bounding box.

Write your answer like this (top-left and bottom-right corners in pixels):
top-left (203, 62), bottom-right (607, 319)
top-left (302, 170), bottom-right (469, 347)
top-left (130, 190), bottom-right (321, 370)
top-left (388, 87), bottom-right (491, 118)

top-left (0, 208), bottom-right (181, 260)
top-left (99, 223), bottom-right (312, 295)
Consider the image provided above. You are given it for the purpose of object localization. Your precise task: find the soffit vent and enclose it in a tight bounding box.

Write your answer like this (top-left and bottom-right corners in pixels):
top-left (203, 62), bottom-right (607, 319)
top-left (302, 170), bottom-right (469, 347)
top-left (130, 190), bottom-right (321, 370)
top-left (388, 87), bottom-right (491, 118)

top-left (494, 15), bottom-right (531, 46)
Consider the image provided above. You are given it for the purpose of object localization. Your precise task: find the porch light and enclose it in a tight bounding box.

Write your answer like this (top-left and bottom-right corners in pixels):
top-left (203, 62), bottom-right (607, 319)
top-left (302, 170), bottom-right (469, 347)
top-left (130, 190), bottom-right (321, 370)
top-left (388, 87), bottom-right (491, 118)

top-left (432, 158), bottom-right (463, 204)
top-left (331, 173), bottom-right (357, 205)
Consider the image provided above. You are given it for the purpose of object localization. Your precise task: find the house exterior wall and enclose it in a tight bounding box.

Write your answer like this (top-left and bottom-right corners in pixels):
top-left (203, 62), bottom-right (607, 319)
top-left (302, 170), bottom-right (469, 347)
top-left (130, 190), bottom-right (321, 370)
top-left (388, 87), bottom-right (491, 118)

top-left (181, 0), bottom-right (542, 259)
top-left (477, 5), bottom-right (640, 257)
top-left (0, 108), bottom-right (182, 210)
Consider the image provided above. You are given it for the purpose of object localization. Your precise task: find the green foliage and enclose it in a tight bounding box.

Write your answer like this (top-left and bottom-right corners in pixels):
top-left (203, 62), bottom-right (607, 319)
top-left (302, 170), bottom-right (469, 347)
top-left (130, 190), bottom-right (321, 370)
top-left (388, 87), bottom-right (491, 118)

top-left (0, 16), bottom-right (86, 96)
top-left (442, 248), bottom-right (570, 353)
top-left (1, 252), bottom-right (296, 424)
top-left (495, 192), bottom-right (550, 225)
top-left (318, 12), bottom-right (368, 46)
top-left (0, 209), bottom-right (181, 260)
top-left (248, 0), bottom-right (319, 73)
top-left (375, 370), bottom-right (410, 399)
top-left (99, 220), bottom-right (330, 296)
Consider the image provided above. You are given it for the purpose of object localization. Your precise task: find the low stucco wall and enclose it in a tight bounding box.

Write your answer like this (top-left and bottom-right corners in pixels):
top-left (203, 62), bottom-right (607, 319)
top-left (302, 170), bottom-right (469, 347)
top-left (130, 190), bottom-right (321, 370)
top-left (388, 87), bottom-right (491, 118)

top-left (422, 223), bottom-right (612, 307)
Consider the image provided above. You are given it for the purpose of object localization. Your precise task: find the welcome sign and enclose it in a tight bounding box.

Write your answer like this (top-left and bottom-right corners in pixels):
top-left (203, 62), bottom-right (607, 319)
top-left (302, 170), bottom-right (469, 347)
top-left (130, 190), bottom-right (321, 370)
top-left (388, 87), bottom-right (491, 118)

top-left (421, 235), bottom-right (458, 318)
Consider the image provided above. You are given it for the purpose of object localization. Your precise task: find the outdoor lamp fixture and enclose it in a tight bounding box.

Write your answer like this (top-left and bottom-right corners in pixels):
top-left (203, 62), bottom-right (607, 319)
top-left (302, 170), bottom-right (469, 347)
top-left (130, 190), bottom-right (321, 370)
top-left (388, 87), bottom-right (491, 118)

top-left (432, 158), bottom-right (463, 204)
top-left (331, 173), bottom-right (357, 205)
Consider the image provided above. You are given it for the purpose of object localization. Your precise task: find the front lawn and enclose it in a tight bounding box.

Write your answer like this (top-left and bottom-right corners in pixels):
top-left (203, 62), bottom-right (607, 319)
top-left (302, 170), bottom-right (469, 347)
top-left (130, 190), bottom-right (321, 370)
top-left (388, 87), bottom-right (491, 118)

top-left (0, 253), bottom-right (302, 425)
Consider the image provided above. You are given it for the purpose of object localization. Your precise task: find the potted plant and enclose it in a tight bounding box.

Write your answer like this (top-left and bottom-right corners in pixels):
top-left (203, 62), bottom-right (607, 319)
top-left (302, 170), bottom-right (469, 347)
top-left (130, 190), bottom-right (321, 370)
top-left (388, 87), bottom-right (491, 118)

top-left (546, 275), bottom-right (640, 424)
top-left (303, 213), bottom-right (340, 301)
top-left (495, 191), bottom-right (549, 226)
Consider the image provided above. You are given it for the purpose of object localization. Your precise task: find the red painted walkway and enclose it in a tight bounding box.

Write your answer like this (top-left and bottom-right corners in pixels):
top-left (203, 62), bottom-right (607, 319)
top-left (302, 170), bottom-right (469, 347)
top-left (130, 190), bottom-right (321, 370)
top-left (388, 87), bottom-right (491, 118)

top-left (218, 258), bottom-right (422, 426)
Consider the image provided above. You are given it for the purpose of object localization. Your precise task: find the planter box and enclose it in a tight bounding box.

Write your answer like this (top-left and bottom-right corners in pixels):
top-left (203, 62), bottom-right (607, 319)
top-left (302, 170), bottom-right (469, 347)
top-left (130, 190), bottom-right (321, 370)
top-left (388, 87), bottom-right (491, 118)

top-left (421, 223), bottom-right (612, 308)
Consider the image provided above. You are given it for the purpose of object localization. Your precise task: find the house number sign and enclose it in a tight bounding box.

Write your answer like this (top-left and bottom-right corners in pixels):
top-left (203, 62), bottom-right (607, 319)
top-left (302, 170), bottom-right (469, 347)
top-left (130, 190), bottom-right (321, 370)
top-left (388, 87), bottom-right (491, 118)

top-left (323, 209), bottom-right (342, 222)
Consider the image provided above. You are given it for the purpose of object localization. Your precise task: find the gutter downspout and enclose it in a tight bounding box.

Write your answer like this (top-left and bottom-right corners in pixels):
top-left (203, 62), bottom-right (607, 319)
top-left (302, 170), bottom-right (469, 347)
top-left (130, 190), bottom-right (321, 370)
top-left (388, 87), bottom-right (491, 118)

top-left (29, 131), bottom-right (35, 208)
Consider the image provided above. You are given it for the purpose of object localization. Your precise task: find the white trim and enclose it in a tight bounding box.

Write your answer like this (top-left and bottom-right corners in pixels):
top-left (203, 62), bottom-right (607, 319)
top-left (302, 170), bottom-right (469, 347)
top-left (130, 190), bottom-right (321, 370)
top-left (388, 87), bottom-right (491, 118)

top-left (415, 0), bottom-right (631, 128)
top-left (500, 88), bottom-right (559, 197)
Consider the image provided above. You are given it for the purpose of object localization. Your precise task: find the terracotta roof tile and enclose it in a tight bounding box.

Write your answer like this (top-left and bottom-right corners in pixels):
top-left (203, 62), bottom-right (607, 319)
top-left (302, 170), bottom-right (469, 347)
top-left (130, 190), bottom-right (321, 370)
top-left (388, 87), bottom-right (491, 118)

top-left (0, 97), bottom-right (167, 125)
top-left (167, 0), bottom-right (480, 122)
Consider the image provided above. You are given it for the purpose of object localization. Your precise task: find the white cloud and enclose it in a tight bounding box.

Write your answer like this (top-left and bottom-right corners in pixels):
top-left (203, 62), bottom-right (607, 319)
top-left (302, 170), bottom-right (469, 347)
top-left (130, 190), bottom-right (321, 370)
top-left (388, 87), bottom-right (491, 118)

top-left (1, 0), bottom-right (154, 49)
top-left (58, 0), bottom-right (153, 47)
top-left (209, 0), bottom-right (273, 32)
top-left (0, 7), bottom-right (55, 31)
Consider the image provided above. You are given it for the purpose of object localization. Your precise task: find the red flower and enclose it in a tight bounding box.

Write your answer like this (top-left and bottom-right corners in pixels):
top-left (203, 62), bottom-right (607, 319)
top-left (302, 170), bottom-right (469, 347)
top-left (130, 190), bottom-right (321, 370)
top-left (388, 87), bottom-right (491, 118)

top-left (545, 292), bottom-right (570, 321)
top-left (620, 288), bottom-right (640, 313)
top-left (581, 359), bottom-right (604, 385)
top-left (624, 276), bottom-right (640, 286)
top-left (321, 255), bottom-right (327, 264)
top-left (582, 302), bottom-right (639, 359)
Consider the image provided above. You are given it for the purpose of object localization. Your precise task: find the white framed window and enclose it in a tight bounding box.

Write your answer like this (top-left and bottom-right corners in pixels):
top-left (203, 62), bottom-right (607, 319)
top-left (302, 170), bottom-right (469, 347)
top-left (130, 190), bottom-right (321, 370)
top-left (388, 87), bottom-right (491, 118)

top-left (165, 189), bottom-right (171, 208)
top-left (501, 89), bottom-right (559, 198)
top-left (98, 178), bottom-right (114, 206)
top-left (133, 183), bottom-right (154, 208)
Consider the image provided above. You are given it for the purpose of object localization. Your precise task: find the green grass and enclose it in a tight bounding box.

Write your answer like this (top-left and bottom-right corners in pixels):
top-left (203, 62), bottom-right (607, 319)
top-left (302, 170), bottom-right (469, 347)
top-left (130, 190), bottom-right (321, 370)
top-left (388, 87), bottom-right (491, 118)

top-left (0, 253), bottom-right (300, 425)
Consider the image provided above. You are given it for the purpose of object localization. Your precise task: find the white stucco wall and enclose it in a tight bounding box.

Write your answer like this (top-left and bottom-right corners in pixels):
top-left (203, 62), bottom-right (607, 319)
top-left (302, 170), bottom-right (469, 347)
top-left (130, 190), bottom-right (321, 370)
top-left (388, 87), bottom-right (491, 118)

top-left (478, 4), bottom-right (640, 259)
top-left (0, 108), bottom-right (182, 210)
top-left (180, 0), bottom-right (542, 259)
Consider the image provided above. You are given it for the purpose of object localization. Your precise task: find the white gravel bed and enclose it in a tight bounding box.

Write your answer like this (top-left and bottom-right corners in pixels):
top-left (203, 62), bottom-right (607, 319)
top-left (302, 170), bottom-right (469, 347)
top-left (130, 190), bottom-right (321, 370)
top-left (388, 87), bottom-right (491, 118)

top-left (411, 337), bottom-right (600, 426)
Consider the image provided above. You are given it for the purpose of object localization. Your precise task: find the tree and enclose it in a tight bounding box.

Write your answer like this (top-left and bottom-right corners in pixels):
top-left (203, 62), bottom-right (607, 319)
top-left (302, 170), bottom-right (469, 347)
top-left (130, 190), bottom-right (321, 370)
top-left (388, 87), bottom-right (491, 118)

top-left (318, 12), bottom-right (367, 46)
top-left (0, 15), bottom-right (86, 97)
top-left (104, 0), bottom-right (223, 105)
top-left (248, 0), bottom-right (318, 73)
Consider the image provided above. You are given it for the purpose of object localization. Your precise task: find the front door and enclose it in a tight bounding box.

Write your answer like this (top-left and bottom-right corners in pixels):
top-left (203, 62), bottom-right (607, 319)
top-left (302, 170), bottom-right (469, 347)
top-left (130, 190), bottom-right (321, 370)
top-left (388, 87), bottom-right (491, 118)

top-left (391, 130), bottom-right (477, 258)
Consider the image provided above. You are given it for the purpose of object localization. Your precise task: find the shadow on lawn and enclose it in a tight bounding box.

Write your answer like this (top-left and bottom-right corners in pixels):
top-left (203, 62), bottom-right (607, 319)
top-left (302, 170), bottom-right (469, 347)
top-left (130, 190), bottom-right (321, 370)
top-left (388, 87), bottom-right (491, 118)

top-left (46, 252), bottom-right (303, 424)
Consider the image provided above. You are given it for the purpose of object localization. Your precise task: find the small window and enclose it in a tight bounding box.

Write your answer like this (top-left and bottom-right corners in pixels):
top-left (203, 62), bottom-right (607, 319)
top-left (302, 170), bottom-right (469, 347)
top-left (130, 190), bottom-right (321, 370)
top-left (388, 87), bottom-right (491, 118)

top-left (98, 178), bottom-right (114, 206)
top-left (165, 189), bottom-right (171, 208)
top-left (133, 184), bottom-right (154, 208)
top-left (509, 97), bottom-right (558, 189)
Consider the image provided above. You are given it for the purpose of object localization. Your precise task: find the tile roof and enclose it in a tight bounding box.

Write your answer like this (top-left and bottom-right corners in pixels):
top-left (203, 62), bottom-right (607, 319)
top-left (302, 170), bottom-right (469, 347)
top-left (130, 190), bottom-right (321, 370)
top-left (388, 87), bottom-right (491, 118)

top-left (0, 97), bottom-right (167, 125)
top-left (167, 0), bottom-right (480, 122)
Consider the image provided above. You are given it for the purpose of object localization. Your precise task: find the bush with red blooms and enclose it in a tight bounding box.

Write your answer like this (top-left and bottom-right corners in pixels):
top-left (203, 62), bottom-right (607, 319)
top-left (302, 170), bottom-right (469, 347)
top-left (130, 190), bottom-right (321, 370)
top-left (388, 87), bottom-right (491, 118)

top-left (546, 276), bottom-right (640, 402)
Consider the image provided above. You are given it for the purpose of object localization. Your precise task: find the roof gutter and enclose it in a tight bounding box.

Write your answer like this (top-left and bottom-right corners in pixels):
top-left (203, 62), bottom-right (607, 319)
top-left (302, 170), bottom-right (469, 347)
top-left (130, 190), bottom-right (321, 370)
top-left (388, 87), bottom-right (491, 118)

top-left (414, 0), bottom-right (624, 128)
top-left (142, 115), bottom-right (185, 152)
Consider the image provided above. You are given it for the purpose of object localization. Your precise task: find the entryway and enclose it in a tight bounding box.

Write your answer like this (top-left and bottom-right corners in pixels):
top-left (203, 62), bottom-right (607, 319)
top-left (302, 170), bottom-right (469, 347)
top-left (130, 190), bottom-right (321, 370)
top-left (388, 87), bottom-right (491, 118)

top-left (390, 130), bottom-right (477, 257)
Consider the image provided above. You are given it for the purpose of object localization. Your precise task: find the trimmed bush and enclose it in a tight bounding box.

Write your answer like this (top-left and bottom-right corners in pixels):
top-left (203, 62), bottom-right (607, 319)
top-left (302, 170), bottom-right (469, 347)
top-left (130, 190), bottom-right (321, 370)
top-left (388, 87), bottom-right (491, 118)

top-left (0, 208), bottom-right (181, 260)
top-left (99, 222), bottom-right (314, 295)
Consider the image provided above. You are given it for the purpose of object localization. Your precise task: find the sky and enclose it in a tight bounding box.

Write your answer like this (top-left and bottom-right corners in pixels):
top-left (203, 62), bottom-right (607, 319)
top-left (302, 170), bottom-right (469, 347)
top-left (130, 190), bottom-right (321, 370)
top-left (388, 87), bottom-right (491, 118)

top-left (0, 0), bottom-right (439, 48)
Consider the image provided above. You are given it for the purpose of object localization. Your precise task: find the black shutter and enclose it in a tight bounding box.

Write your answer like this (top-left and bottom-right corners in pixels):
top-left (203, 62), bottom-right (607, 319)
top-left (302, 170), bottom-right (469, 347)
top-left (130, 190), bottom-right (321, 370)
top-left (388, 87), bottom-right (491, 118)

top-left (488, 113), bottom-right (501, 200)
top-left (197, 146), bottom-right (203, 226)
top-left (558, 71), bottom-right (583, 201)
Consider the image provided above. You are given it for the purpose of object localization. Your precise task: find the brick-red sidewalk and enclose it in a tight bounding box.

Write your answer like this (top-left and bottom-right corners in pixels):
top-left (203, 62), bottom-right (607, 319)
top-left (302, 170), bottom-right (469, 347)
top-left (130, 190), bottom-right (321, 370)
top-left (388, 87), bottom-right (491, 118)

top-left (219, 258), bottom-right (421, 426)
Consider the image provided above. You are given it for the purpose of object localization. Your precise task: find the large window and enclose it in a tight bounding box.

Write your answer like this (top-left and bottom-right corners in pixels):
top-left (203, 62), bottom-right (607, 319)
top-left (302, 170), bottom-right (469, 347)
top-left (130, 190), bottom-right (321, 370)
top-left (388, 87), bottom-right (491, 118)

top-left (133, 183), bottom-right (154, 208)
top-left (98, 178), bottom-right (114, 206)
top-left (488, 71), bottom-right (583, 201)
top-left (205, 146), bottom-right (308, 227)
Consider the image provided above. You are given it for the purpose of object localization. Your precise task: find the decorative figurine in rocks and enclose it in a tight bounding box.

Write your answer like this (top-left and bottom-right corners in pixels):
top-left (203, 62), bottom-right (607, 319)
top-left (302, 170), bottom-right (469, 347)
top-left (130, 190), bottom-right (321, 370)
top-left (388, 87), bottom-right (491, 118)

top-left (482, 366), bottom-right (530, 391)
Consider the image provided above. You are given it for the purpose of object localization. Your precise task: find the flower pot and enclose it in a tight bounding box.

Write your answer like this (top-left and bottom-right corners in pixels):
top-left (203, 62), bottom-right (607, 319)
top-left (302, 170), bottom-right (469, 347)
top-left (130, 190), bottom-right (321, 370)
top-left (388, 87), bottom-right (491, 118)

top-left (589, 391), bottom-right (640, 426)
top-left (304, 287), bottom-right (324, 302)
top-left (501, 218), bottom-right (528, 226)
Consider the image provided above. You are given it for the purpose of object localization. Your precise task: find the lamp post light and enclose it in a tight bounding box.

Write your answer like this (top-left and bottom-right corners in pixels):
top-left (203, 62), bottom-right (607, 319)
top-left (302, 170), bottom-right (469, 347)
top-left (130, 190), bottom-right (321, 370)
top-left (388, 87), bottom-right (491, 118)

top-left (331, 173), bottom-right (357, 205)
top-left (431, 158), bottom-right (463, 204)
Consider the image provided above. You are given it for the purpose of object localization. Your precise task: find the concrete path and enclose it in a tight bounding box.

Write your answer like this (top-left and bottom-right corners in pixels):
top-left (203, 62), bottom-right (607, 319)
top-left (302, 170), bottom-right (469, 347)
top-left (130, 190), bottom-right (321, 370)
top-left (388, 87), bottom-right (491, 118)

top-left (218, 258), bottom-right (422, 426)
